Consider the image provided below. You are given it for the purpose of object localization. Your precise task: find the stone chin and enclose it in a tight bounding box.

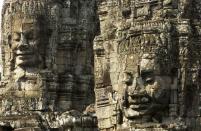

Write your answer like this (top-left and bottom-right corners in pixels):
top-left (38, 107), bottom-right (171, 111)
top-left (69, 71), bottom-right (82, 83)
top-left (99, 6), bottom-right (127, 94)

top-left (124, 103), bottom-right (167, 119)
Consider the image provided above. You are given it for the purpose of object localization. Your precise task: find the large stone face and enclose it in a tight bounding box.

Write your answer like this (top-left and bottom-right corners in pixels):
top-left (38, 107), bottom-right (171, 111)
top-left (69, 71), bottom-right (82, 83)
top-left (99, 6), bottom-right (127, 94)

top-left (94, 0), bottom-right (201, 131)
top-left (0, 0), bottom-right (98, 130)
top-left (1, 0), bottom-right (201, 131)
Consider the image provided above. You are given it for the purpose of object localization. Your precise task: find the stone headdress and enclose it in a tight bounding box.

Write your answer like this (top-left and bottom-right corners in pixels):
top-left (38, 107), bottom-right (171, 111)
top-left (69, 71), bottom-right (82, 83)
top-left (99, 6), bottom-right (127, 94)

top-left (1, 0), bottom-right (57, 78)
top-left (117, 21), bottom-right (177, 76)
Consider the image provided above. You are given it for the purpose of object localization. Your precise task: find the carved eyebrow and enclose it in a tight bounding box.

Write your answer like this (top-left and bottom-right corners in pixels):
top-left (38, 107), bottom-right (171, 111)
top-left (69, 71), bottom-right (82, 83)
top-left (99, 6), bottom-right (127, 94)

top-left (140, 70), bottom-right (154, 77)
top-left (14, 30), bottom-right (34, 37)
top-left (14, 32), bottom-right (21, 35)
top-left (23, 29), bottom-right (34, 34)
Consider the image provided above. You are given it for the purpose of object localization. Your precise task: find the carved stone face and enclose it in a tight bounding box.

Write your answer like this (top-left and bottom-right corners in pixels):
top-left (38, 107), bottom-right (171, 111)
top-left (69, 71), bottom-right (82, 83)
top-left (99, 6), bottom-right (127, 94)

top-left (121, 54), bottom-right (171, 121)
top-left (11, 18), bottom-right (44, 68)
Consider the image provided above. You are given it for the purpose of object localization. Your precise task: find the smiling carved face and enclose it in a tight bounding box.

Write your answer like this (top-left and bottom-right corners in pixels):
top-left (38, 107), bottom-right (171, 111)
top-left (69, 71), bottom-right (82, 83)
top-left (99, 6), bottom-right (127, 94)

top-left (119, 54), bottom-right (172, 121)
top-left (11, 18), bottom-right (44, 68)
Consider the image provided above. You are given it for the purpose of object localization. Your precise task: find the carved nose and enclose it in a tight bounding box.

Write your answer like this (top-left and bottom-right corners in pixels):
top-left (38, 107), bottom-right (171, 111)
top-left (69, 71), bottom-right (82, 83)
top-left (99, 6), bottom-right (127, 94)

top-left (18, 34), bottom-right (28, 49)
top-left (128, 77), bottom-right (145, 96)
top-left (134, 77), bottom-right (145, 90)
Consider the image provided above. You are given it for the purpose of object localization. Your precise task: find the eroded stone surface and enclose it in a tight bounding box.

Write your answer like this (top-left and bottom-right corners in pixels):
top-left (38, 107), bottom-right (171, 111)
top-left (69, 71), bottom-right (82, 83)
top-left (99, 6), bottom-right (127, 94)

top-left (1, 0), bottom-right (201, 131)
top-left (0, 0), bottom-right (98, 130)
top-left (94, 0), bottom-right (201, 131)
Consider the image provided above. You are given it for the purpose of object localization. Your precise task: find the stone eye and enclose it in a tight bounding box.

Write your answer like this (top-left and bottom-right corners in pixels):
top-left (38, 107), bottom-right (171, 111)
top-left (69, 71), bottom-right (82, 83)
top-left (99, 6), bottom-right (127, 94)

top-left (141, 71), bottom-right (154, 85)
top-left (145, 77), bottom-right (154, 84)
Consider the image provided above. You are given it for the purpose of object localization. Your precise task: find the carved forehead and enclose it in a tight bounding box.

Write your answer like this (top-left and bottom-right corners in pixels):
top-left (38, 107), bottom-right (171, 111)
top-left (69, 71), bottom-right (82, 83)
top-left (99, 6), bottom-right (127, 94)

top-left (118, 33), bottom-right (162, 54)
top-left (13, 17), bottom-right (39, 32)
top-left (119, 34), bottom-right (165, 56)
top-left (120, 53), bottom-right (155, 73)
top-left (118, 33), bottom-right (173, 74)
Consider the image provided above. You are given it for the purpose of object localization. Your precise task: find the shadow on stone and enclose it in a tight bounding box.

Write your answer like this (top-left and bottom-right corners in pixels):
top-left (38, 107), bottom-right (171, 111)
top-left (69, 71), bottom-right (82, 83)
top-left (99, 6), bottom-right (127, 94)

top-left (0, 126), bottom-right (13, 131)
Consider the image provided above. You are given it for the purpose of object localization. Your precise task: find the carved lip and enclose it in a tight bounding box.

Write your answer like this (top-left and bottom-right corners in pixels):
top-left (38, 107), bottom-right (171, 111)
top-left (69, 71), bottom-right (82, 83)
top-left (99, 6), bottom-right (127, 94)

top-left (128, 95), bottom-right (151, 111)
top-left (128, 96), bottom-right (151, 104)
top-left (129, 104), bottom-right (150, 110)
top-left (124, 107), bottom-right (150, 118)
top-left (16, 50), bottom-right (33, 56)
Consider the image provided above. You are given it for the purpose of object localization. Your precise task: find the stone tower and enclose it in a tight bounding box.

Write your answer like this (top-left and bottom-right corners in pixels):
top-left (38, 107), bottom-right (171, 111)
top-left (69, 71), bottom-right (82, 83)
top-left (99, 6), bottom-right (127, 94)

top-left (94, 0), bottom-right (201, 131)
top-left (1, 0), bottom-right (201, 131)
top-left (0, 0), bottom-right (98, 130)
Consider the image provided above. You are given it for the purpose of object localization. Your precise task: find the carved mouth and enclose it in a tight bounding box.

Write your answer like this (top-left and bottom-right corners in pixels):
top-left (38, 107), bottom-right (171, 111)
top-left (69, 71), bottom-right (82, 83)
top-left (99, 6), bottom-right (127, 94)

top-left (124, 107), bottom-right (149, 118)
top-left (129, 104), bottom-right (150, 110)
top-left (16, 50), bottom-right (33, 56)
top-left (124, 102), bottom-right (152, 118)
top-left (127, 95), bottom-right (152, 113)
top-left (128, 95), bottom-right (151, 104)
